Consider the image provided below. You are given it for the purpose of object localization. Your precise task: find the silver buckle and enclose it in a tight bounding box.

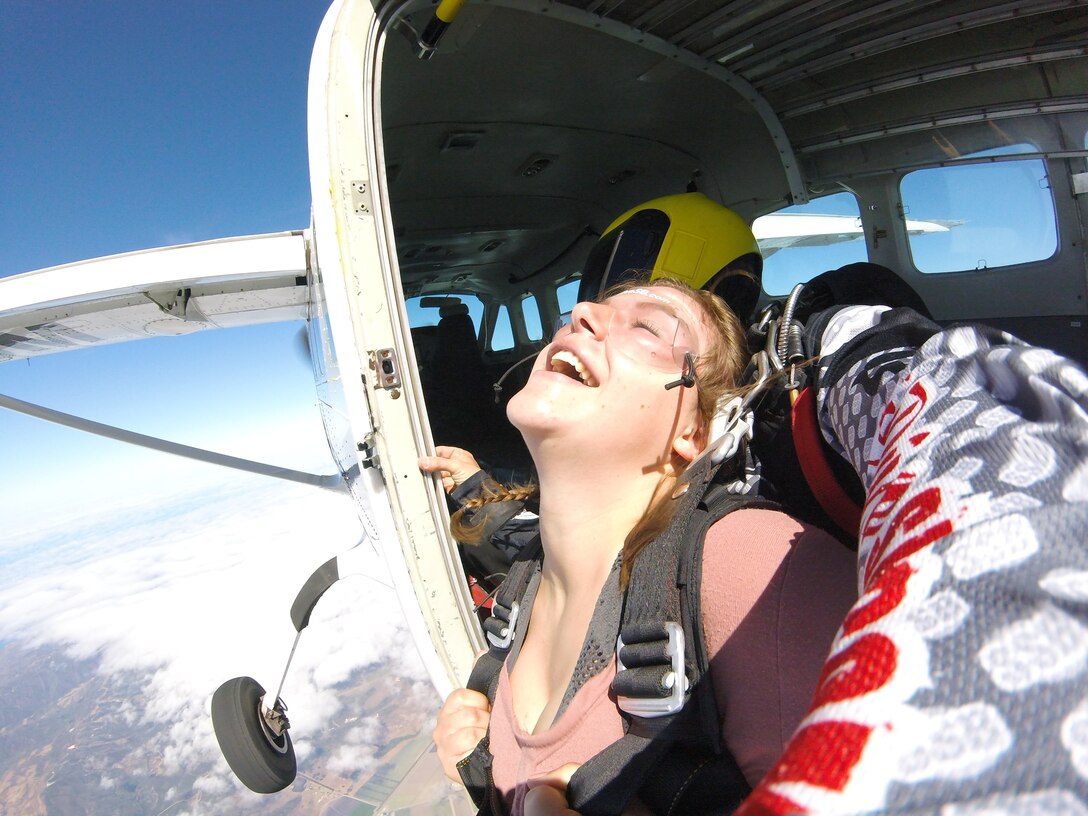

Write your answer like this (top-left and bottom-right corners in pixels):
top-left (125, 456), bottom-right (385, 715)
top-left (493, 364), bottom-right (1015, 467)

top-left (615, 622), bottom-right (689, 718)
top-left (486, 601), bottom-right (520, 650)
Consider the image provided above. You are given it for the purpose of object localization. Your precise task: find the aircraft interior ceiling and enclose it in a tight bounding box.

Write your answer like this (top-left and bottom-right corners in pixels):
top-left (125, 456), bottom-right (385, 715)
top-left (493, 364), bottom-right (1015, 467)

top-left (381, 0), bottom-right (1088, 307)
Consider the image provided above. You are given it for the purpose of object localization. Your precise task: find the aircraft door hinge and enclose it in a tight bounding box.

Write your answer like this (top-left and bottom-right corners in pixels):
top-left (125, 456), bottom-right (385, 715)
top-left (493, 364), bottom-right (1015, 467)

top-left (368, 348), bottom-right (402, 395)
top-left (357, 433), bottom-right (380, 470)
top-left (351, 179), bottom-right (372, 217)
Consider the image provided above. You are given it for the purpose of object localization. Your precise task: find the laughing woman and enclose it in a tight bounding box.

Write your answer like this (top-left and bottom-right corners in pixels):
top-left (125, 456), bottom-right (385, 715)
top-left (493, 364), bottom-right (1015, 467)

top-left (423, 280), bottom-right (856, 815)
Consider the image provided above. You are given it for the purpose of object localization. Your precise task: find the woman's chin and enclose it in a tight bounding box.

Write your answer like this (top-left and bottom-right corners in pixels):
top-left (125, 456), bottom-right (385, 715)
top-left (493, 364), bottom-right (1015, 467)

top-left (506, 392), bottom-right (552, 437)
top-left (506, 388), bottom-right (580, 442)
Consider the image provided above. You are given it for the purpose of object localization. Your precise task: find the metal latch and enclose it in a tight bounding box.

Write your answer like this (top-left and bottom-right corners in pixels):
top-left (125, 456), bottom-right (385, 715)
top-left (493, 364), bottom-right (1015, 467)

top-left (357, 434), bottom-right (380, 470)
top-left (369, 348), bottom-right (401, 390)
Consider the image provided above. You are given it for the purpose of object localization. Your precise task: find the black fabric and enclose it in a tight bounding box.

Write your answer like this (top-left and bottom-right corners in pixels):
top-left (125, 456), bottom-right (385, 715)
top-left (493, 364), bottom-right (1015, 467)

top-left (617, 638), bottom-right (672, 668)
top-left (794, 262), bottom-right (933, 323)
top-left (611, 665), bottom-right (675, 698)
top-left (639, 746), bottom-right (751, 816)
top-left (565, 456), bottom-right (769, 815)
top-left (461, 539), bottom-right (542, 809)
top-left (567, 729), bottom-right (679, 815)
top-left (746, 263), bottom-right (934, 542)
top-left (465, 537), bottom-right (542, 705)
top-left (451, 471), bottom-right (537, 588)
top-left (803, 305), bottom-right (943, 391)
top-left (748, 377), bottom-right (859, 540)
top-left (458, 735), bottom-right (498, 811)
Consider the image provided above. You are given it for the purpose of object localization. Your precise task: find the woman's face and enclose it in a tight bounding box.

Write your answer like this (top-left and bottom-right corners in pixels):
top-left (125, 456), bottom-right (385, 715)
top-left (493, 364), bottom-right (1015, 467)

top-left (507, 285), bottom-right (712, 469)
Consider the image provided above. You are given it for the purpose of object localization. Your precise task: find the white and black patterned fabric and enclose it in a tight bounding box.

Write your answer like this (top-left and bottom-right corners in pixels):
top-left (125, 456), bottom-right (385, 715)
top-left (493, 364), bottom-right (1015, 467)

top-left (740, 307), bottom-right (1088, 814)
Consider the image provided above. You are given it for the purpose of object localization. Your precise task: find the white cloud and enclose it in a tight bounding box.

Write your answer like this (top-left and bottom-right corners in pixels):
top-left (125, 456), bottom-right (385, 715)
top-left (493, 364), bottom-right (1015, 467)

top-left (0, 471), bottom-right (439, 815)
top-left (327, 718), bottom-right (382, 776)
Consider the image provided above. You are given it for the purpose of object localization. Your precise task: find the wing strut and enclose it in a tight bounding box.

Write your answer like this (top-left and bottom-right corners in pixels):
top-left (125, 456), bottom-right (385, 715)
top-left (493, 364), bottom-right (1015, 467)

top-left (0, 392), bottom-right (344, 491)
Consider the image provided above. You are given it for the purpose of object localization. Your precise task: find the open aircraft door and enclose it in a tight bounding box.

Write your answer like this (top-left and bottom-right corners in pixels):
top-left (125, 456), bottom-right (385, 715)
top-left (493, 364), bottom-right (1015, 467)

top-left (304, 0), bottom-right (482, 700)
top-left (210, 0), bottom-right (484, 800)
top-left (0, 0), bottom-right (483, 802)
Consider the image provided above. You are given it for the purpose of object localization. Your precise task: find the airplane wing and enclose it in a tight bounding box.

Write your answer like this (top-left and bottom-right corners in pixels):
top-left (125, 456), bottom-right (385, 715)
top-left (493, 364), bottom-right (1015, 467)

top-left (0, 230), bottom-right (347, 490)
top-left (754, 212), bottom-right (950, 255)
top-left (0, 231), bottom-right (309, 363)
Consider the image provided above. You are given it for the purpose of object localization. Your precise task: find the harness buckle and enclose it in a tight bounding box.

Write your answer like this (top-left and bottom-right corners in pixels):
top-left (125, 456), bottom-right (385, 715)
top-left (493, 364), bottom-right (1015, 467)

top-left (615, 622), bottom-right (689, 718)
top-left (703, 395), bottom-right (755, 465)
top-left (485, 601), bottom-right (520, 650)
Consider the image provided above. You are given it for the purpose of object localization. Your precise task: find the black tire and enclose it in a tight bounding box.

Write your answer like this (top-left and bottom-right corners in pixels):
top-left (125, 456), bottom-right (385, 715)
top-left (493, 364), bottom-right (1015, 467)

top-left (211, 676), bottom-right (296, 794)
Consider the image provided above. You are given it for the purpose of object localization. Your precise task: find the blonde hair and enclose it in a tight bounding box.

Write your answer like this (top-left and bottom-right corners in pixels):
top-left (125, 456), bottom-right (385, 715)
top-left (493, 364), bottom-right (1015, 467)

top-left (451, 481), bottom-right (536, 544)
top-left (451, 278), bottom-right (749, 585)
top-left (607, 278), bottom-right (748, 585)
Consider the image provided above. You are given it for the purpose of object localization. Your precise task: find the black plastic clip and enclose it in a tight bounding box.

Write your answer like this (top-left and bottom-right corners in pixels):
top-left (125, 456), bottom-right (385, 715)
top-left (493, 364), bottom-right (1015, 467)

top-left (664, 352), bottom-right (697, 391)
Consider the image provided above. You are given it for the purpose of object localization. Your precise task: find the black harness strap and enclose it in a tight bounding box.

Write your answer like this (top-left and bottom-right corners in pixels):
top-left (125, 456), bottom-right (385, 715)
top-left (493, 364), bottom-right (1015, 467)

top-left (461, 455), bottom-right (775, 815)
top-left (566, 456), bottom-right (778, 816)
top-left (459, 537), bottom-right (542, 812)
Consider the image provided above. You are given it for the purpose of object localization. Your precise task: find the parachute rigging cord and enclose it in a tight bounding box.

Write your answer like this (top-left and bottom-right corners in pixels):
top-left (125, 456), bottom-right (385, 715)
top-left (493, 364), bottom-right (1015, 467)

top-left (685, 282), bottom-right (811, 475)
top-left (492, 353), bottom-right (539, 403)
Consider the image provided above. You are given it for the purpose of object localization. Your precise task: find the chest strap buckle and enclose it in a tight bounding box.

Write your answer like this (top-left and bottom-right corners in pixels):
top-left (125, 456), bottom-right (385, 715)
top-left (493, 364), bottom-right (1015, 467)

top-left (484, 601), bottom-right (520, 650)
top-left (615, 621), bottom-right (689, 718)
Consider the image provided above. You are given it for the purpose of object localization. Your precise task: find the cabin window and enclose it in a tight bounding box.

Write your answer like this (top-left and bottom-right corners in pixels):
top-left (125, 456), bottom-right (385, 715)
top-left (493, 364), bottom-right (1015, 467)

top-left (900, 153), bottom-right (1058, 274)
top-left (753, 192), bottom-right (868, 296)
top-left (406, 293), bottom-right (486, 330)
top-left (521, 294), bottom-right (543, 343)
top-left (487, 305), bottom-right (515, 352)
top-left (557, 279), bottom-right (580, 315)
top-left (406, 294), bottom-right (486, 367)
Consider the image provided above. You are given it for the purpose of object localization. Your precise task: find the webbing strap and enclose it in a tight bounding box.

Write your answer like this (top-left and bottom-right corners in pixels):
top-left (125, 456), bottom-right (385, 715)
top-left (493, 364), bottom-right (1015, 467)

top-left (460, 539), bottom-right (544, 809)
top-left (465, 537), bottom-right (542, 701)
top-left (463, 459), bottom-right (761, 815)
top-left (567, 456), bottom-right (724, 815)
top-left (567, 728), bottom-right (674, 814)
top-left (791, 385), bottom-right (862, 536)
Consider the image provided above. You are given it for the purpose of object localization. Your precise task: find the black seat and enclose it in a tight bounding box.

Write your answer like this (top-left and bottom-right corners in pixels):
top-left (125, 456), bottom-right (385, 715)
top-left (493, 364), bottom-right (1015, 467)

top-left (421, 303), bottom-right (499, 451)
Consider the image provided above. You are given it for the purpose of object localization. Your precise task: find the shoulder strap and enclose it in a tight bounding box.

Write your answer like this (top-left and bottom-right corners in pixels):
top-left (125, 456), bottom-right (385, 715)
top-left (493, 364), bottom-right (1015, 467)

top-left (457, 537), bottom-right (542, 811)
top-left (567, 456), bottom-right (772, 815)
top-left (465, 536), bottom-right (542, 701)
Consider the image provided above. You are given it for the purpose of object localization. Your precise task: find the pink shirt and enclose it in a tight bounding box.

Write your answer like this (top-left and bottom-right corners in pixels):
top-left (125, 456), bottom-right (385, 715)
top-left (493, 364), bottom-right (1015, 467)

top-left (489, 508), bottom-right (857, 814)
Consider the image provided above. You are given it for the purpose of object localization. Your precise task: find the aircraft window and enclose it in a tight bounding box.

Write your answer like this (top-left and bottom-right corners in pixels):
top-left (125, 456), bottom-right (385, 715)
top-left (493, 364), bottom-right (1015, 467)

top-left (406, 294), bottom-right (486, 368)
top-left (521, 294), bottom-right (543, 342)
top-left (489, 305), bottom-right (515, 351)
top-left (901, 158), bottom-right (1057, 274)
top-left (557, 279), bottom-right (580, 314)
top-left (753, 192), bottom-right (868, 296)
top-left (406, 293), bottom-right (485, 332)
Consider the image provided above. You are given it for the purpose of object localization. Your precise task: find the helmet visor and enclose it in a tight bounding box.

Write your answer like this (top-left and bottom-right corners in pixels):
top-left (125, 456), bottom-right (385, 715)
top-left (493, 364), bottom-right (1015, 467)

top-left (580, 210), bottom-right (670, 301)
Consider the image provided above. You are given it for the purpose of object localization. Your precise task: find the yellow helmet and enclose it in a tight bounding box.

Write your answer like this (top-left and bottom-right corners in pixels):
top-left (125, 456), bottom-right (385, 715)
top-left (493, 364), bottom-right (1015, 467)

top-left (579, 192), bottom-right (763, 318)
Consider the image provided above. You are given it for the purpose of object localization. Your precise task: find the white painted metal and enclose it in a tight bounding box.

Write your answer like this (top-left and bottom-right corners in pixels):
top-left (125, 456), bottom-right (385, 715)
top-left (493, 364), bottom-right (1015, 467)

top-left (0, 232), bottom-right (308, 361)
top-left (307, 0), bottom-right (481, 699)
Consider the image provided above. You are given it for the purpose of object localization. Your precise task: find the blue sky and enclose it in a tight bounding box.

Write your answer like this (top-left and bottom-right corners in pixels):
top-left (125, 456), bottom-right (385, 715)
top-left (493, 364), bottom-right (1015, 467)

top-left (0, 11), bottom-right (449, 808)
top-left (0, 1), bottom-right (1064, 530)
top-left (1, 1), bottom-right (335, 527)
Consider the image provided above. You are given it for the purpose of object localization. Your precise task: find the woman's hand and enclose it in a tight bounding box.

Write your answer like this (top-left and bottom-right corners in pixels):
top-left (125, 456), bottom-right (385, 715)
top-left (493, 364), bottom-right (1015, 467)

top-left (433, 687), bottom-right (491, 783)
top-left (525, 764), bottom-right (580, 816)
top-left (418, 446), bottom-right (482, 494)
top-left (525, 785), bottom-right (581, 816)
top-left (525, 765), bottom-right (652, 816)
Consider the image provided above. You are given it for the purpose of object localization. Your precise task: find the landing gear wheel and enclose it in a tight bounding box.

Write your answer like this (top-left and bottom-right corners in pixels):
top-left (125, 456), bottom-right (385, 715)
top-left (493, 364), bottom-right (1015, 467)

top-left (211, 676), bottom-right (296, 793)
